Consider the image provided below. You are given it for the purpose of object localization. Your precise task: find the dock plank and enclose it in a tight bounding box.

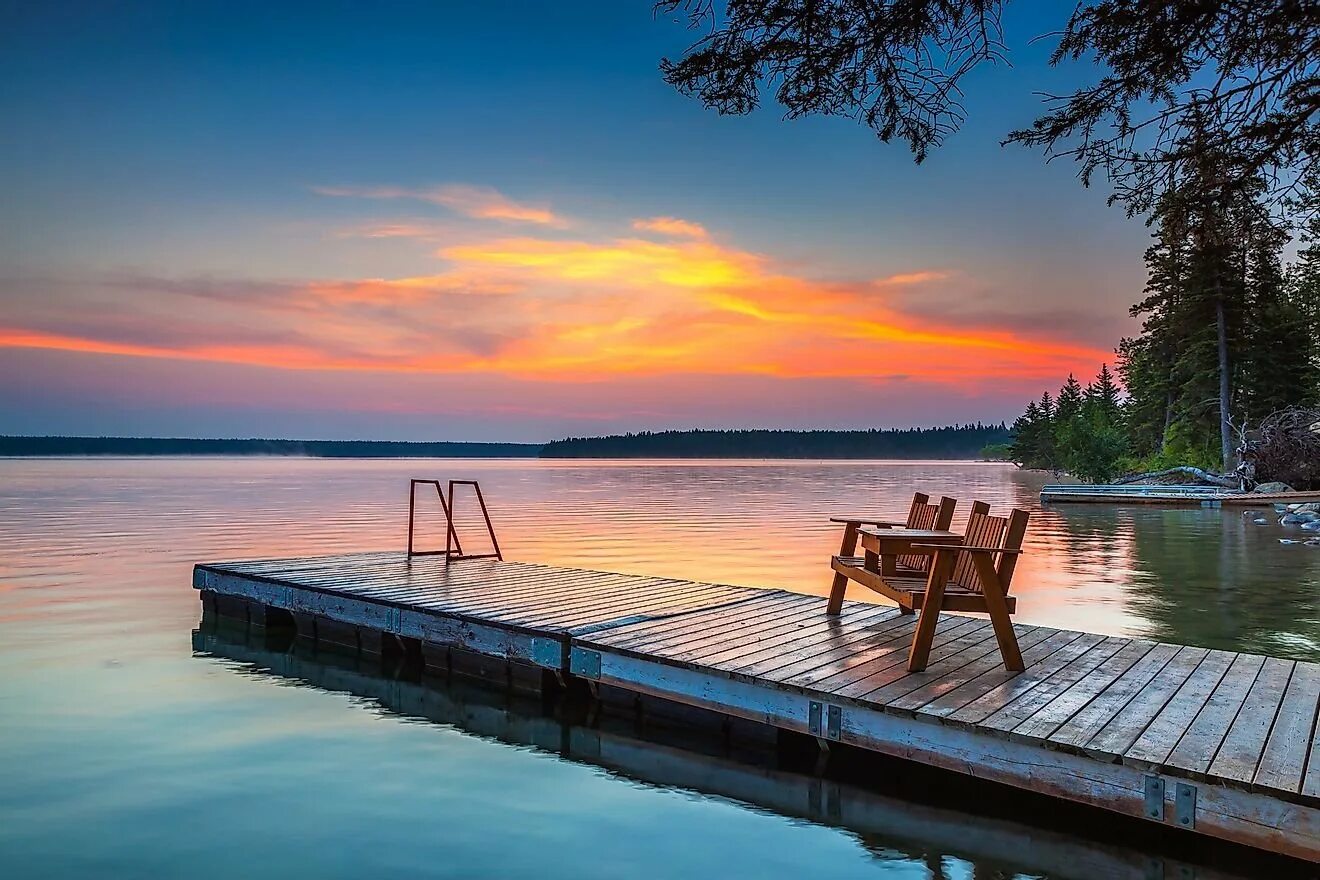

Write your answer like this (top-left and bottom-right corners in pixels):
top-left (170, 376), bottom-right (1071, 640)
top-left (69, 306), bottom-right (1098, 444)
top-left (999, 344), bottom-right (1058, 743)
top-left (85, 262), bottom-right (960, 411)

top-left (1158, 653), bottom-right (1265, 777)
top-left (1120, 650), bottom-right (1235, 769)
top-left (899, 628), bottom-right (1075, 716)
top-left (1255, 663), bottom-right (1320, 794)
top-left (1045, 642), bottom-right (1181, 752)
top-left (945, 633), bottom-right (1109, 729)
top-left (1207, 657), bottom-right (1295, 785)
top-left (1008, 640), bottom-right (1159, 745)
top-left (870, 626), bottom-right (1057, 709)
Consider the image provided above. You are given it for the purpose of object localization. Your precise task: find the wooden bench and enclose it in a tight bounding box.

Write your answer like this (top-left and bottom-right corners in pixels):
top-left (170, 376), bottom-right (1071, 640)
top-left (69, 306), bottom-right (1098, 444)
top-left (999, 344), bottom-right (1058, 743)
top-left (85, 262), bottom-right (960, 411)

top-left (829, 502), bottom-right (1030, 672)
top-left (827, 492), bottom-right (956, 615)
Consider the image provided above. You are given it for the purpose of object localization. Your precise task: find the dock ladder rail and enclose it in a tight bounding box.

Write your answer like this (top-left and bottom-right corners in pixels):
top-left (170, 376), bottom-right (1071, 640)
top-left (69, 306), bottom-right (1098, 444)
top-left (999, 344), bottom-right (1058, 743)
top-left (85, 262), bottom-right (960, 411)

top-left (406, 479), bottom-right (503, 561)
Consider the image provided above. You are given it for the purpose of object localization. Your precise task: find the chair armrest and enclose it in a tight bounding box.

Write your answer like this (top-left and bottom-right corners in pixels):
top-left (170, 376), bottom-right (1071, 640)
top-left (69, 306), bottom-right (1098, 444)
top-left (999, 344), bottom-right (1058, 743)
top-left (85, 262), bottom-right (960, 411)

top-left (911, 543), bottom-right (1022, 555)
top-left (829, 516), bottom-right (904, 527)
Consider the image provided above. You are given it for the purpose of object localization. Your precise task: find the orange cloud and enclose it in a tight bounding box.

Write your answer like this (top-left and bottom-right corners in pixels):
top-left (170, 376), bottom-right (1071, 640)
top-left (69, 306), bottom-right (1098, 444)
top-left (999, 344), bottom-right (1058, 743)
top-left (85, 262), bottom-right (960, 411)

top-left (632, 216), bottom-right (709, 238)
top-left (312, 183), bottom-right (563, 226)
top-left (0, 208), bottom-right (1114, 393)
top-left (877, 270), bottom-right (948, 285)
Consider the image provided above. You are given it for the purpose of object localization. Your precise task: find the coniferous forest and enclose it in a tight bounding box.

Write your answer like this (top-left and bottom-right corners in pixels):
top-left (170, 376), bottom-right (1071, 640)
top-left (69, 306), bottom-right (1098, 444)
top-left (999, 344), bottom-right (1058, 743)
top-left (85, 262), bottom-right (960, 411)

top-left (541, 425), bottom-right (1010, 459)
top-left (1010, 169), bottom-right (1320, 486)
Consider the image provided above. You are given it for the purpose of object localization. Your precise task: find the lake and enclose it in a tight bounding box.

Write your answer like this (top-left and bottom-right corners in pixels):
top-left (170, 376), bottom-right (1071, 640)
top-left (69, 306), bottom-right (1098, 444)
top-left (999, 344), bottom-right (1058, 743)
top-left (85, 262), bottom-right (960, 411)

top-left (2, 457), bottom-right (1317, 878)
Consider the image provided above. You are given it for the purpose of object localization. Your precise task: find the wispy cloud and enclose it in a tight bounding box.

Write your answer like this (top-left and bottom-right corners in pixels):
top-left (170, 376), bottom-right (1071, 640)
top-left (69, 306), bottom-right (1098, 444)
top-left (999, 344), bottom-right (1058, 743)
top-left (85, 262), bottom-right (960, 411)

top-left (631, 216), bottom-right (708, 239)
top-left (0, 209), bottom-right (1113, 394)
top-left (876, 270), bottom-right (948, 286)
top-left (312, 183), bottom-right (564, 226)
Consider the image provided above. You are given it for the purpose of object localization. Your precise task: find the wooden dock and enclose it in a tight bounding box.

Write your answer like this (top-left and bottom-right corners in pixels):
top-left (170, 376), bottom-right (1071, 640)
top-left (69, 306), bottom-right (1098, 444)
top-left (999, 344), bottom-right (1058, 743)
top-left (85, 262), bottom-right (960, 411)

top-left (194, 552), bottom-right (1320, 862)
top-left (194, 622), bottom-right (1283, 880)
top-left (1041, 484), bottom-right (1320, 506)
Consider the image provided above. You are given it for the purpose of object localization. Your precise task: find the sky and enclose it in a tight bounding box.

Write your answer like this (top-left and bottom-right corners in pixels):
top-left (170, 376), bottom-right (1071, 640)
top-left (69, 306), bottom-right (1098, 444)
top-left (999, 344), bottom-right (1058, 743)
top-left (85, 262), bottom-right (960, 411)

top-left (0, 1), bottom-right (1153, 442)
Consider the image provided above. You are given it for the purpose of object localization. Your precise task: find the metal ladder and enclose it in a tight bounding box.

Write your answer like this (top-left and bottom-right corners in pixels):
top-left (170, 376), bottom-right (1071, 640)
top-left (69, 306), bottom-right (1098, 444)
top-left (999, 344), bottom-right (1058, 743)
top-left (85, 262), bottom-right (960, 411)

top-left (405, 479), bottom-right (502, 561)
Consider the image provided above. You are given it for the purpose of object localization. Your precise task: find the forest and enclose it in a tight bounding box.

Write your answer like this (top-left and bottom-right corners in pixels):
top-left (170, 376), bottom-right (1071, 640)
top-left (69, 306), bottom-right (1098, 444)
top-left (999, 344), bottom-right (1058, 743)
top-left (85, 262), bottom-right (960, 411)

top-left (1009, 168), bottom-right (1320, 487)
top-left (540, 425), bottom-right (1010, 459)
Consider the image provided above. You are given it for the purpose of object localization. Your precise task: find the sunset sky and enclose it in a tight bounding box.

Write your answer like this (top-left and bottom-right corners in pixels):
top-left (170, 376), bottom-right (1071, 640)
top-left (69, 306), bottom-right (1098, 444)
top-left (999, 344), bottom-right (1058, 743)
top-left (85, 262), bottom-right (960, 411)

top-left (1, 1), bottom-right (1149, 442)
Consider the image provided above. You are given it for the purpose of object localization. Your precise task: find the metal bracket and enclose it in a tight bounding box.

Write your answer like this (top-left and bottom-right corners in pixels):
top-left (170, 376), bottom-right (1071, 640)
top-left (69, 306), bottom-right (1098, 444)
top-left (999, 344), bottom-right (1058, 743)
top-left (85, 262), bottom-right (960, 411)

top-left (1143, 775), bottom-right (1165, 820)
top-left (383, 606), bottom-right (402, 633)
top-left (808, 701), bottom-right (823, 736)
top-left (530, 637), bottom-right (563, 669)
top-left (826, 704), bottom-right (843, 741)
top-left (1175, 782), bottom-right (1196, 829)
top-left (571, 647), bottom-right (601, 680)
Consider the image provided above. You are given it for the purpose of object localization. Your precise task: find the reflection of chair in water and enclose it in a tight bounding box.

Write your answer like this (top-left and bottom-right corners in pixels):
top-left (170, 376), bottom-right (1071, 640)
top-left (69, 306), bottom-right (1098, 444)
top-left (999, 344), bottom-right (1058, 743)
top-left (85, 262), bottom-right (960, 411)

top-left (829, 502), bottom-right (1030, 672)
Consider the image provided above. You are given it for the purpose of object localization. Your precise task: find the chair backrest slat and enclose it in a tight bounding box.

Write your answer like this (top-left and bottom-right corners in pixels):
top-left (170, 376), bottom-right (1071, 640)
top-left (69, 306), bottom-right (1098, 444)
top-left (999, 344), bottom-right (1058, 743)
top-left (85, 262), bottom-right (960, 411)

top-left (898, 494), bottom-right (956, 572)
top-left (950, 505), bottom-right (1030, 593)
top-left (996, 508), bottom-right (1031, 592)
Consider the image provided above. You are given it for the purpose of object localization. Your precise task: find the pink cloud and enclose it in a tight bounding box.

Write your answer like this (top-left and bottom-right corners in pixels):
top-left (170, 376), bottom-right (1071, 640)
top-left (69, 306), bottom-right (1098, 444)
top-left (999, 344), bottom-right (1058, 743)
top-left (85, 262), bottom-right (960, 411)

top-left (631, 216), bottom-right (709, 238)
top-left (312, 183), bottom-right (564, 226)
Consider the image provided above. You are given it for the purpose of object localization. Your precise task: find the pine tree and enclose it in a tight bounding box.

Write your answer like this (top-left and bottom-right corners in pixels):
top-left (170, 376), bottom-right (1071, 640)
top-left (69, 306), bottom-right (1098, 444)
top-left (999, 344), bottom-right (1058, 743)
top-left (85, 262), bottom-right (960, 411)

top-left (1087, 364), bottom-right (1122, 420)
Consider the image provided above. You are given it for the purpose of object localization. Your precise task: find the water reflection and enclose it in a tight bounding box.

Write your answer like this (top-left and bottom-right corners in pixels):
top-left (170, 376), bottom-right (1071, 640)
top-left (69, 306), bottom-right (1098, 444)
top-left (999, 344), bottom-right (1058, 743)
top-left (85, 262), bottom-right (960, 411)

top-left (4, 457), bottom-right (1315, 655)
top-left (4, 458), bottom-right (1320, 878)
top-left (193, 617), bottom-right (1290, 880)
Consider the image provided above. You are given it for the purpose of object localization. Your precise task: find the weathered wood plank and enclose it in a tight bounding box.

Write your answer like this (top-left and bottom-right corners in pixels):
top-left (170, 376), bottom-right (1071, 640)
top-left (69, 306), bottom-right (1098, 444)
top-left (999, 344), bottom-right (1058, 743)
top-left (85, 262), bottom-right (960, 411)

top-left (884, 626), bottom-right (1059, 713)
top-left (1080, 645), bottom-right (1209, 759)
top-left (773, 617), bottom-right (983, 691)
top-left (598, 594), bottom-right (807, 651)
top-left (1256, 662), bottom-right (1320, 795)
top-left (909, 629), bottom-right (1084, 718)
top-left (1008, 640), bottom-right (1158, 745)
top-left (944, 633), bottom-right (1109, 729)
top-left (628, 600), bottom-right (861, 666)
top-left (610, 600), bottom-right (815, 657)
top-left (1046, 642), bottom-right (1181, 752)
top-left (977, 638), bottom-right (1130, 736)
top-left (1157, 653), bottom-right (1265, 777)
top-left (682, 604), bottom-right (898, 667)
top-left (1207, 657), bottom-right (1295, 785)
top-left (726, 610), bottom-right (918, 678)
top-left (831, 622), bottom-right (1005, 701)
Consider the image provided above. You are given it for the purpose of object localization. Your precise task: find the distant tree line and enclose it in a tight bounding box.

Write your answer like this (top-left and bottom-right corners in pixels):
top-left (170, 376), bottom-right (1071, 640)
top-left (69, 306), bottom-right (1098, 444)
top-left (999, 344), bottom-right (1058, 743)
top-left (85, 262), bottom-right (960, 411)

top-left (540, 425), bottom-right (1010, 459)
top-left (0, 437), bottom-right (541, 457)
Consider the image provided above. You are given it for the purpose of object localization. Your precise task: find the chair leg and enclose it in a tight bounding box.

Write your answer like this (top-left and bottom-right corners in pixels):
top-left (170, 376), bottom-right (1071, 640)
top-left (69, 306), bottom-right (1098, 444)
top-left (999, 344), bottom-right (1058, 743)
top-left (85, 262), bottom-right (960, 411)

top-left (908, 552), bottom-right (952, 671)
top-left (971, 554), bottom-right (1024, 672)
top-left (827, 522), bottom-right (858, 615)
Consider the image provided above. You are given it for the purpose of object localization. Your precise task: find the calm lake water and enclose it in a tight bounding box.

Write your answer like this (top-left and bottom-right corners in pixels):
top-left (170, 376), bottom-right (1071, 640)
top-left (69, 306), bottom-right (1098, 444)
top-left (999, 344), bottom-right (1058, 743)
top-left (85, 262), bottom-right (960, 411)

top-left (3, 457), bottom-right (1318, 878)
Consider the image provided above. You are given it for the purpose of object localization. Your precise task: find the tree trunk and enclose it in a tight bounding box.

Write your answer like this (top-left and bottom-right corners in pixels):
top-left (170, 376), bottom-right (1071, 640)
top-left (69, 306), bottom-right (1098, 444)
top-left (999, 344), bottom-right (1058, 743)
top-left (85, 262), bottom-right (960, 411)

top-left (1215, 283), bottom-right (1233, 472)
top-left (1114, 466), bottom-right (1239, 488)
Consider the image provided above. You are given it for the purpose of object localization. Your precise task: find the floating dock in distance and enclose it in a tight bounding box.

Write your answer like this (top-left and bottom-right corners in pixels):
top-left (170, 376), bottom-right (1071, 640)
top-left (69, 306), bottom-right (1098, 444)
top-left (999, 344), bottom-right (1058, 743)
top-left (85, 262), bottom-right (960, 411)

top-left (194, 552), bottom-right (1320, 862)
top-left (1040, 484), bottom-right (1320, 507)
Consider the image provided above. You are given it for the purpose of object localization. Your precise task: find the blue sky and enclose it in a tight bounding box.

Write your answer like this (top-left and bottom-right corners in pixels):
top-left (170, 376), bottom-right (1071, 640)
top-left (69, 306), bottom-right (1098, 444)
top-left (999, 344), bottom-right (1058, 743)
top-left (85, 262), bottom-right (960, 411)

top-left (1, 1), bottom-right (1149, 441)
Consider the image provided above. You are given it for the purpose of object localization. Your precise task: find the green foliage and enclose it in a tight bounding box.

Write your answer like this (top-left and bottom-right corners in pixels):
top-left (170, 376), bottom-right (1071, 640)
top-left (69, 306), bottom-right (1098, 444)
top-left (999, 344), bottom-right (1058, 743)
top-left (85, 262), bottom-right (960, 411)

top-left (656, 1), bottom-right (1320, 214)
top-left (979, 443), bottom-right (1013, 461)
top-left (1011, 367), bottom-right (1127, 482)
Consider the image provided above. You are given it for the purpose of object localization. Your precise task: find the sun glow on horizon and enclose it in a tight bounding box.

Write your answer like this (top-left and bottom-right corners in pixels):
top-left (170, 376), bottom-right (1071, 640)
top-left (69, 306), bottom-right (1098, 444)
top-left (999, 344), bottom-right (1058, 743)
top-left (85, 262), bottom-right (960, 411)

top-left (0, 185), bottom-right (1116, 426)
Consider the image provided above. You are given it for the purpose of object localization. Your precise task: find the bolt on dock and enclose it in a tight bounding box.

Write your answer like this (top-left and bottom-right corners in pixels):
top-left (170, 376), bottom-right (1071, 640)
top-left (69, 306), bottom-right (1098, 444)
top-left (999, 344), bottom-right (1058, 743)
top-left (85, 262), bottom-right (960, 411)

top-left (194, 551), bottom-right (1320, 862)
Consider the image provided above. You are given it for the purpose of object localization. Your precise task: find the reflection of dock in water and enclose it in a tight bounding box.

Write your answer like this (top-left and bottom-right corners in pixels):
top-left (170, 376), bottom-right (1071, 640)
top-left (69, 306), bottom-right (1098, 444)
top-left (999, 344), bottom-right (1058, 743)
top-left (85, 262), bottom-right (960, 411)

top-left (193, 619), bottom-right (1291, 880)
top-left (195, 553), bottom-right (1320, 863)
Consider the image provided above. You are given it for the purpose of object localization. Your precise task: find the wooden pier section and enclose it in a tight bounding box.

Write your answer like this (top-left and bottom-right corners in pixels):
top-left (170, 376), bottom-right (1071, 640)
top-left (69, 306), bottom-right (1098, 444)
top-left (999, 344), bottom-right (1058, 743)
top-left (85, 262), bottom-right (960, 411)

top-left (194, 552), bottom-right (1320, 862)
top-left (1041, 484), bottom-right (1320, 506)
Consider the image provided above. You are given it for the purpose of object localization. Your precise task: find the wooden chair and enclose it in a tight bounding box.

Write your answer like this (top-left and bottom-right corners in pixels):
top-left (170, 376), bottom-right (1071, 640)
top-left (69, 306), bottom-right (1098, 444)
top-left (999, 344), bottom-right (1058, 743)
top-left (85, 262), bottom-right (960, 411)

top-left (827, 492), bottom-right (956, 615)
top-left (830, 502), bottom-right (1030, 673)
